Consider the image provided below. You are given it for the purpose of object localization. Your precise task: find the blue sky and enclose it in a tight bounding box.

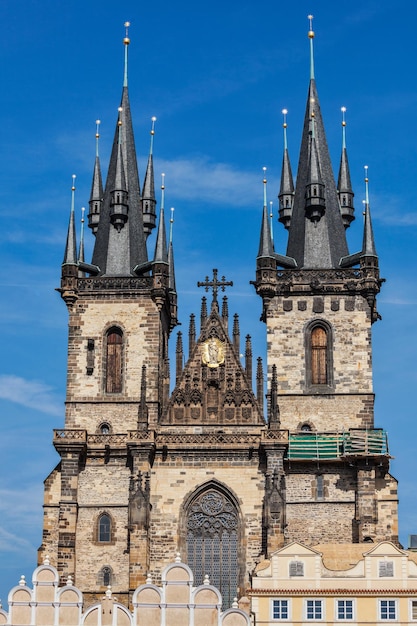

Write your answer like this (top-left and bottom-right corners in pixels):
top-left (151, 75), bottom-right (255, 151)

top-left (1, 0), bottom-right (417, 606)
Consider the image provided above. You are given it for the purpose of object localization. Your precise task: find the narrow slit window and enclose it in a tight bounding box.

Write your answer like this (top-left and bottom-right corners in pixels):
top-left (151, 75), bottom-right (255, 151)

top-left (106, 327), bottom-right (123, 393)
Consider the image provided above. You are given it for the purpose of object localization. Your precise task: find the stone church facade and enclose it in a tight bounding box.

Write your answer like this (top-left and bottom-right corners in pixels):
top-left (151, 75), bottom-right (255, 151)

top-left (38, 24), bottom-right (398, 609)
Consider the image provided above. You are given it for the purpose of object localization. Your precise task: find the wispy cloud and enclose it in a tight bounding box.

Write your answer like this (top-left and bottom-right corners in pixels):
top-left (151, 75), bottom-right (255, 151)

top-left (150, 156), bottom-right (275, 207)
top-left (0, 376), bottom-right (62, 416)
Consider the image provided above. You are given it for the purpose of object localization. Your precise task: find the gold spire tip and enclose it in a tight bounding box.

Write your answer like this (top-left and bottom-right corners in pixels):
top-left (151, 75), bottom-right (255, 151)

top-left (71, 174), bottom-right (76, 191)
top-left (341, 106), bottom-right (347, 126)
top-left (308, 14), bottom-right (314, 38)
top-left (95, 119), bottom-right (101, 137)
top-left (161, 172), bottom-right (165, 190)
top-left (151, 116), bottom-right (157, 135)
top-left (170, 207), bottom-right (175, 223)
top-left (262, 166), bottom-right (267, 183)
top-left (81, 206), bottom-right (85, 223)
top-left (282, 108), bottom-right (288, 128)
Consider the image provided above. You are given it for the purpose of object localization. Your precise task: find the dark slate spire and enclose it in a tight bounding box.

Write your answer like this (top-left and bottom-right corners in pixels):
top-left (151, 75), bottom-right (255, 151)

top-left (256, 357), bottom-right (264, 419)
top-left (258, 169), bottom-right (275, 258)
top-left (200, 296), bottom-right (207, 329)
top-left (337, 107), bottom-right (355, 229)
top-left (285, 18), bottom-right (349, 268)
top-left (245, 334), bottom-right (253, 386)
top-left (175, 331), bottom-right (183, 384)
top-left (142, 117), bottom-right (157, 239)
top-left (87, 120), bottom-right (103, 236)
top-left (153, 205), bottom-right (168, 264)
top-left (278, 109), bottom-right (295, 229)
top-left (362, 167), bottom-right (377, 258)
top-left (63, 175), bottom-right (78, 266)
top-left (77, 207), bottom-right (86, 278)
top-left (91, 25), bottom-right (148, 276)
top-left (340, 166), bottom-right (378, 268)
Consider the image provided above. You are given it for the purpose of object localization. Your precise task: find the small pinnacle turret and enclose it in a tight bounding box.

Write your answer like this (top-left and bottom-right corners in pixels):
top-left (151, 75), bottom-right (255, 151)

top-left (337, 107), bottom-right (355, 229)
top-left (109, 113), bottom-right (129, 232)
top-left (278, 110), bottom-right (295, 229)
top-left (142, 117), bottom-right (157, 238)
top-left (88, 120), bottom-right (103, 235)
top-left (304, 112), bottom-right (326, 223)
top-left (63, 175), bottom-right (78, 267)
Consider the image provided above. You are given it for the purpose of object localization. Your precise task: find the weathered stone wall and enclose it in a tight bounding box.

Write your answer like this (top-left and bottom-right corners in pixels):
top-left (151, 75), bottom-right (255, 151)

top-left (65, 293), bottom-right (162, 432)
top-left (266, 293), bottom-right (374, 431)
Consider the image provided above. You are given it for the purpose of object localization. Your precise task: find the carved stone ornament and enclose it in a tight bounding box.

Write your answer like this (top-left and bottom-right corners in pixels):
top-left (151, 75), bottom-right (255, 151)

top-left (201, 337), bottom-right (225, 368)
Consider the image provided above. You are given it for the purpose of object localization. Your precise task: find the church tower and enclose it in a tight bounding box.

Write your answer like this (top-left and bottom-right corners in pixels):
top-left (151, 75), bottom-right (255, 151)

top-left (254, 17), bottom-right (398, 549)
top-left (40, 18), bottom-right (399, 612)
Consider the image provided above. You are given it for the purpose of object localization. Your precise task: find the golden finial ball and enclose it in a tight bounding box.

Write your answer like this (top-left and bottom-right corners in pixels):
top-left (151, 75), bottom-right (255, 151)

top-left (124, 37), bottom-right (130, 45)
top-left (308, 30), bottom-right (315, 39)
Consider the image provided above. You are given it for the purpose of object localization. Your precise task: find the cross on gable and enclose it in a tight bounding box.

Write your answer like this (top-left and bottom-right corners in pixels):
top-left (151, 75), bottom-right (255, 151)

top-left (197, 269), bottom-right (233, 303)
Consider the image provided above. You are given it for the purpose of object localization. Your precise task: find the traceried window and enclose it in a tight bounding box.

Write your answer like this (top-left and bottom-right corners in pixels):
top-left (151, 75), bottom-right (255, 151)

top-left (272, 599), bottom-right (289, 620)
top-left (379, 561), bottom-right (394, 577)
top-left (105, 327), bottom-right (123, 393)
top-left (289, 560), bottom-right (304, 577)
top-left (98, 514), bottom-right (111, 543)
top-left (337, 599), bottom-right (354, 620)
top-left (186, 488), bottom-right (239, 609)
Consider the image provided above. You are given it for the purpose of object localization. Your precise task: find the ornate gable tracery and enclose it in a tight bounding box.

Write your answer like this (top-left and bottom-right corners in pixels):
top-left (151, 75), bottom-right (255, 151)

top-left (162, 301), bottom-right (264, 427)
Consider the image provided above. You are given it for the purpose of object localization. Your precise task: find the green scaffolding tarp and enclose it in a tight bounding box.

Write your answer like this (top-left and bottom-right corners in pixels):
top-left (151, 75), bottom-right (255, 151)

top-left (286, 430), bottom-right (388, 460)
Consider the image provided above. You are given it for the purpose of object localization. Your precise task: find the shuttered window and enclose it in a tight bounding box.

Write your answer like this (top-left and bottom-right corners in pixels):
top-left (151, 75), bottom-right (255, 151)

top-left (106, 327), bottom-right (123, 393)
top-left (311, 326), bottom-right (327, 384)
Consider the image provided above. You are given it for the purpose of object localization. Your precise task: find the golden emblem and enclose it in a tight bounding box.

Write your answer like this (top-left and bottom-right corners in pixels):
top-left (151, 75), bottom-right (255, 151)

top-left (201, 337), bottom-right (225, 368)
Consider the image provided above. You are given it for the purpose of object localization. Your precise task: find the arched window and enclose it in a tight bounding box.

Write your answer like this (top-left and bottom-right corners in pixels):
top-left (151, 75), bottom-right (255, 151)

top-left (98, 565), bottom-right (113, 587)
top-left (305, 321), bottom-right (333, 389)
top-left (185, 488), bottom-right (239, 609)
top-left (105, 327), bottom-right (123, 393)
top-left (311, 326), bottom-right (327, 384)
top-left (98, 514), bottom-right (111, 542)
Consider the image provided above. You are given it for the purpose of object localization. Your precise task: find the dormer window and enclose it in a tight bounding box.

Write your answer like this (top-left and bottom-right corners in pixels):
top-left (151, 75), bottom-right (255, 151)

top-left (289, 560), bottom-right (304, 577)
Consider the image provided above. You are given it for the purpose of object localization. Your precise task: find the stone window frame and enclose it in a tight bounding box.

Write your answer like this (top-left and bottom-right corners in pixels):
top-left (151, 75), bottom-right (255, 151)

top-left (304, 319), bottom-right (334, 392)
top-left (179, 479), bottom-right (244, 608)
top-left (97, 565), bottom-right (114, 587)
top-left (103, 324), bottom-right (125, 395)
top-left (409, 599), bottom-right (417, 621)
top-left (94, 511), bottom-right (116, 546)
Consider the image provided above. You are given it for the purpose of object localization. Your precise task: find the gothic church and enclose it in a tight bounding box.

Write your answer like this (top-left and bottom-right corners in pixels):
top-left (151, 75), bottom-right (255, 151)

top-left (39, 23), bottom-right (399, 609)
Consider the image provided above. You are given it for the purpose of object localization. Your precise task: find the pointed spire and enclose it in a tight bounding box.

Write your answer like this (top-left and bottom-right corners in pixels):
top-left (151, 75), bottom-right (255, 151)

top-left (269, 364), bottom-right (280, 429)
top-left (88, 120), bottom-right (104, 236)
top-left (362, 166), bottom-right (377, 258)
top-left (221, 295), bottom-right (229, 329)
top-left (77, 207), bottom-right (86, 278)
top-left (142, 117), bottom-right (157, 238)
top-left (233, 313), bottom-right (240, 354)
top-left (123, 21), bottom-right (130, 87)
top-left (257, 168), bottom-right (275, 258)
top-left (153, 203), bottom-right (168, 264)
top-left (91, 24), bottom-right (147, 276)
top-left (337, 107), bottom-right (355, 228)
top-left (308, 15), bottom-right (315, 80)
top-left (63, 175), bottom-right (78, 265)
top-left (256, 357), bottom-right (264, 418)
top-left (245, 334), bottom-right (253, 387)
top-left (168, 207), bottom-right (176, 291)
top-left (278, 109), bottom-right (295, 229)
top-left (189, 314), bottom-right (196, 357)
top-left (285, 19), bottom-right (349, 268)
top-left (176, 331), bottom-right (183, 383)
top-left (200, 296), bottom-right (207, 329)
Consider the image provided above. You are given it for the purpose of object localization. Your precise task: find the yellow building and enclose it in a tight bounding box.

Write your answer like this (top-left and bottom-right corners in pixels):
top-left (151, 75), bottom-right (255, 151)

top-left (249, 541), bottom-right (417, 624)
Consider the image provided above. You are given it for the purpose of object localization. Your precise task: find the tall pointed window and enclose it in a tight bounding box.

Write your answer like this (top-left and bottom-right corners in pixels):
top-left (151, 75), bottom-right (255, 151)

top-left (185, 487), bottom-right (240, 609)
top-left (98, 513), bottom-right (111, 542)
top-left (305, 321), bottom-right (333, 389)
top-left (311, 326), bottom-right (327, 384)
top-left (105, 327), bottom-right (123, 393)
